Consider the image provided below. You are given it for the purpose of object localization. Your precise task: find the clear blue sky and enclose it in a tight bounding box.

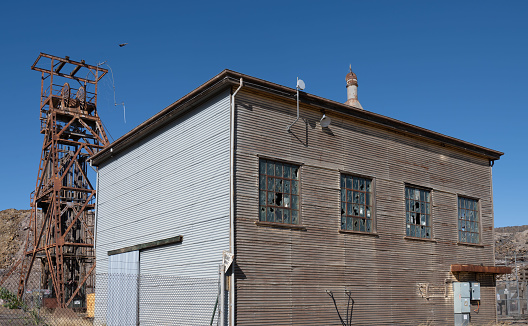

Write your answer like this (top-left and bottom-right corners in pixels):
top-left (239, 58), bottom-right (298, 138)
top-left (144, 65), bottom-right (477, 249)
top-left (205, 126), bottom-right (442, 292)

top-left (0, 1), bottom-right (526, 227)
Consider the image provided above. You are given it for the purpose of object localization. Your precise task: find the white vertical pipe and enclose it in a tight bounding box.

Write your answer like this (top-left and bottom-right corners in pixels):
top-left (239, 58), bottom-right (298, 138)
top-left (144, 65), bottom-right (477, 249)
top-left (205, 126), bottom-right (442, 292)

top-left (220, 264), bottom-right (225, 326)
top-left (230, 78), bottom-right (243, 326)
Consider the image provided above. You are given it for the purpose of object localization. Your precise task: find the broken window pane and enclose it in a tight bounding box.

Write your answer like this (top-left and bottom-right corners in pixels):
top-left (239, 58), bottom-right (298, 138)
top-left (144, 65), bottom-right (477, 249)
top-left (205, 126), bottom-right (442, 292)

top-left (275, 178), bottom-right (283, 192)
top-left (405, 186), bottom-right (431, 239)
top-left (359, 178), bottom-right (365, 190)
top-left (293, 167), bottom-right (299, 179)
top-left (341, 174), bottom-right (374, 233)
top-left (346, 176), bottom-right (352, 189)
top-left (268, 192), bottom-right (275, 206)
top-left (458, 196), bottom-right (479, 244)
top-left (259, 159), bottom-right (300, 225)
top-left (284, 180), bottom-right (291, 193)
top-left (267, 207), bottom-right (274, 222)
top-left (353, 191), bottom-right (360, 204)
top-left (259, 206), bottom-right (266, 221)
top-left (360, 219), bottom-right (366, 232)
top-left (275, 192), bottom-right (283, 207)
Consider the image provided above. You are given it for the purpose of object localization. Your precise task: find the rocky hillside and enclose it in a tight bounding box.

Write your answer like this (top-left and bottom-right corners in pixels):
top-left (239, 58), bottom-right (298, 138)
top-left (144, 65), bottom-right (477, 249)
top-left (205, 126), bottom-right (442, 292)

top-left (495, 225), bottom-right (528, 258)
top-left (0, 209), bottom-right (31, 271)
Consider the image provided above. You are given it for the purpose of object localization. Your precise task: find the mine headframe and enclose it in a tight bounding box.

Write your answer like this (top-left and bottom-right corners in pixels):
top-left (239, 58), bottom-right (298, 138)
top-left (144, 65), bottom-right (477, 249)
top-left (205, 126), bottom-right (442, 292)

top-left (18, 53), bottom-right (109, 308)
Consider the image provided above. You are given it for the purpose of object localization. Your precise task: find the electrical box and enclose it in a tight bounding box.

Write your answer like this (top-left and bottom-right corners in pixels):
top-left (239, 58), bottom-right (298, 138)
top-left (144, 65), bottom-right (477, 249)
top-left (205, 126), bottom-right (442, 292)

top-left (454, 313), bottom-right (470, 326)
top-left (454, 297), bottom-right (471, 313)
top-left (453, 282), bottom-right (471, 313)
top-left (470, 282), bottom-right (480, 301)
top-left (454, 282), bottom-right (470, 298)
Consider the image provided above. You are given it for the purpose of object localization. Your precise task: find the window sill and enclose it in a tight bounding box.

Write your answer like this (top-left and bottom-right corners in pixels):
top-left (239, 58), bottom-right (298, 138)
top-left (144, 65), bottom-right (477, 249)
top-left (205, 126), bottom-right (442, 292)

top-left (339, 229), bottom-right (379, 237)
top-left (457, 242), bottom-right (485, 248)
top-left (255, 221), bottom-right (307, 231)
top-left (404, 236), bottom-right (437, 243)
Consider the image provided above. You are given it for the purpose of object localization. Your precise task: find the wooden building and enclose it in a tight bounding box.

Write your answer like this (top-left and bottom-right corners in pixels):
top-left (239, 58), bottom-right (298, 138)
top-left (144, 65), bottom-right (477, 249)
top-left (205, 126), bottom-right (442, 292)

top-left (91, 69), bottom-right (507, 325)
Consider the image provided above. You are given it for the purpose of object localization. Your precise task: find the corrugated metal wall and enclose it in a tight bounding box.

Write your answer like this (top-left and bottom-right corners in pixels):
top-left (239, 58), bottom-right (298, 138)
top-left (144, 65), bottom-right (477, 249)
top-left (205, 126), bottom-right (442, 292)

top-left (94, 89), bottom-right (231, 324)
top-left (234, 88), bottom-right (497, 325)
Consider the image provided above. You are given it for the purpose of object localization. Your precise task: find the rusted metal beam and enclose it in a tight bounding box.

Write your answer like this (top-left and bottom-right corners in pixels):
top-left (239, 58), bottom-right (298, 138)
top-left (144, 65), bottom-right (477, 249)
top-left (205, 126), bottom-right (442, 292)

top-left (54, 56), bottom-right (68, 74)
top-left (450, 264), bottom-right (512, 274)
top-left (69, 60), bottom-right (84, 77)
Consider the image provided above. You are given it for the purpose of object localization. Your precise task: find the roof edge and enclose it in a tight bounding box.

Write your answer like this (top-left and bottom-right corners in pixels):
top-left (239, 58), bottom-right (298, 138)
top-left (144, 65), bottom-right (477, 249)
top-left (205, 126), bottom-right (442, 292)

top-left (91, 69), bottom-right (503, 166)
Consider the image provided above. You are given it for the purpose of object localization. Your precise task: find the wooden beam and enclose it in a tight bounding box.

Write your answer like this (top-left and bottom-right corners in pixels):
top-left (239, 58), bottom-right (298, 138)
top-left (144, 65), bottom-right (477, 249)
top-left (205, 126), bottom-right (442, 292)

top-left (108, 235), bottom-right (183, 256)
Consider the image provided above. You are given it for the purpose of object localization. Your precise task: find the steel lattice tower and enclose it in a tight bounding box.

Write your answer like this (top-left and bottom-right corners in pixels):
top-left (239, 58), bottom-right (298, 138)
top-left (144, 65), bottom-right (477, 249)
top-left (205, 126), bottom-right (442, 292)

top-left (17, 53), bottom-right (109, 308)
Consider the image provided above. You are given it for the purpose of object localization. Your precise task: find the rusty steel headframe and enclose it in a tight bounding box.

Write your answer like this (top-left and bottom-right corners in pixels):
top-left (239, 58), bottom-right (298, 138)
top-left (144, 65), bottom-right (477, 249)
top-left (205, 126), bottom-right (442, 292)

top-left (16, 53), bottom-right (109, 308)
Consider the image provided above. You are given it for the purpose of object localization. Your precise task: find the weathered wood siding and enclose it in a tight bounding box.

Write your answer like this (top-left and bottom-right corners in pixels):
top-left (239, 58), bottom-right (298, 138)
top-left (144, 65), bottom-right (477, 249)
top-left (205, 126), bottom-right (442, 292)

top-left (234, 88), bottom-right (497, 325)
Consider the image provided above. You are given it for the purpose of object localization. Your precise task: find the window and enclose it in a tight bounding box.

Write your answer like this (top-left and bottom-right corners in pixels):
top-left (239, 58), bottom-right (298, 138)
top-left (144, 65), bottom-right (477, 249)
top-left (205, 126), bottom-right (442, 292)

top-left (259, 159), bottom-right (300, 224)
top-left (340, 175), bottom-right (373, 232)
top-left (405, 186), bottom-right (431, 239)
top-left (458, 197), bottom-right (480, 244)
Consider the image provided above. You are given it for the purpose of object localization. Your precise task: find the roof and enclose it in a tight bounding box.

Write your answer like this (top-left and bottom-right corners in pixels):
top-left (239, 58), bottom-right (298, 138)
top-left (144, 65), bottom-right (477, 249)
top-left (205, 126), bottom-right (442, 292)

top-left (90, 69), bottom-right (503, 166)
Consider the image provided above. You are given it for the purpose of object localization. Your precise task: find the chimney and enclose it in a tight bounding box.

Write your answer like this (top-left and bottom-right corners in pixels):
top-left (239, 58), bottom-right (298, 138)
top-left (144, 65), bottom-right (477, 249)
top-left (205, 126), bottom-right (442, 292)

top-left (345, 65), bottom-right (363, 110)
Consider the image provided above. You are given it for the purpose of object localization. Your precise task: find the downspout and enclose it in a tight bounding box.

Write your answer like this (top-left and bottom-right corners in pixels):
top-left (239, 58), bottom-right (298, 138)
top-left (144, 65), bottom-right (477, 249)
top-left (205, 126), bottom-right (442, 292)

top-left (230, 78), bottom-right (243, 326)
top-left (90, 160), bottom-right (99, 272)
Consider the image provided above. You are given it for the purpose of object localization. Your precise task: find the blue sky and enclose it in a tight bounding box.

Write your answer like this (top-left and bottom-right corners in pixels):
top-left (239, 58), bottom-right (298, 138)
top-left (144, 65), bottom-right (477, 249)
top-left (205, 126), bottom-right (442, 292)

top-left (0, 1), bottom-right (526, 227)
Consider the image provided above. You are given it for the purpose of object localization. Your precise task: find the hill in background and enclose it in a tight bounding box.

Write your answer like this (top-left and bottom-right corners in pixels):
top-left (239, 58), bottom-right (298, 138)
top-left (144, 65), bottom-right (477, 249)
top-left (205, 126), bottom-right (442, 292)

top-left (0, 209), bottom-right (30, 271)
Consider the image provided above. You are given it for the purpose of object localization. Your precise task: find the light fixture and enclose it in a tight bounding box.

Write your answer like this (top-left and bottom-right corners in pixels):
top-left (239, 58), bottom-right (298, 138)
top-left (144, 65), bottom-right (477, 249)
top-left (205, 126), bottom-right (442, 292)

top-left (320, 113), bottom-right (331, 128)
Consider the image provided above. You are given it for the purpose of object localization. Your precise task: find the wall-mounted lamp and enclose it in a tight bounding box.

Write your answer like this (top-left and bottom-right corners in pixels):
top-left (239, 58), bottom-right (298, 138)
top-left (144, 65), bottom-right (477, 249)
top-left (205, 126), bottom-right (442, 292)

top-left (320, 113), bottom-right (331, 128)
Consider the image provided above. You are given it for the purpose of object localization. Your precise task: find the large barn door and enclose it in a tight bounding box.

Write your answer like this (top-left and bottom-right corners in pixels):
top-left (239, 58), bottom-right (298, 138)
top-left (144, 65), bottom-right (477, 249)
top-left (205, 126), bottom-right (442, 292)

top-left (108, 251), bottom-right (139, 325)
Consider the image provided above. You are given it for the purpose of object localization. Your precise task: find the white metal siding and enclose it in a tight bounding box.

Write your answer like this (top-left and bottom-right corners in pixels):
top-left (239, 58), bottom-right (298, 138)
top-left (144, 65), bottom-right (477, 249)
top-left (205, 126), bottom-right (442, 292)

top-left (94, 90), bottom-right (230, 325)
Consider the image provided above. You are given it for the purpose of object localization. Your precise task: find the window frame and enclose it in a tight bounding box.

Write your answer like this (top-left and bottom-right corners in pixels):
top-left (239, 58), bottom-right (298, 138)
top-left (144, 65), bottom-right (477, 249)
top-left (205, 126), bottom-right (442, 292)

top-left (339, 172), bottom-right (376, 234)
top-left (404, 184), bottom-right (433, 240)
top-left (457, 195), bottom-right (481, 245)
top-left (257, 157), bottom-right (302, 226)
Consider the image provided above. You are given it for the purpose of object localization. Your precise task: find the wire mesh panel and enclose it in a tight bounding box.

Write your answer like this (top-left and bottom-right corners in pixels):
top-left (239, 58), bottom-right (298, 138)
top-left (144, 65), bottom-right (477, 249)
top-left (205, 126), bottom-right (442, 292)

top-left (139, 274), bottom-right (219, 325)
top-left (0, 272), bottom-right (221, 325)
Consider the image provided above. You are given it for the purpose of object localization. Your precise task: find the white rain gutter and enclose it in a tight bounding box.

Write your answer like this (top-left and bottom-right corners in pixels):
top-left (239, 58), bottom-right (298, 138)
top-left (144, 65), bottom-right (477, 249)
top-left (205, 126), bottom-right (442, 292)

top-left (229, 78), bottom-right (243, 326)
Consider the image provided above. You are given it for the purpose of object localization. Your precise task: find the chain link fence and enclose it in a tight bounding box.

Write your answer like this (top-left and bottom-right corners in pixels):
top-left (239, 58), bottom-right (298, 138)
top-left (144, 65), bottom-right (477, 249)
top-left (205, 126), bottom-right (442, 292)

top-left (0, 272), bottom-right (222, 325)
top-left (497, 254), bottom-right (528, 321)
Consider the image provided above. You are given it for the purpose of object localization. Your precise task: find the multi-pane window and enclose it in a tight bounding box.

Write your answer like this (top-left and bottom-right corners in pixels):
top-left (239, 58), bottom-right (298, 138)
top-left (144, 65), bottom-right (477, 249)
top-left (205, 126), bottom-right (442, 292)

top-left (259, 159), bottom-right (300, 224)
top-left (405, 186), bottom-right (432, 239)
top-left (340, 175), bottom-right (373, 232)
top-left (458, 197), bottom-right (480, 244)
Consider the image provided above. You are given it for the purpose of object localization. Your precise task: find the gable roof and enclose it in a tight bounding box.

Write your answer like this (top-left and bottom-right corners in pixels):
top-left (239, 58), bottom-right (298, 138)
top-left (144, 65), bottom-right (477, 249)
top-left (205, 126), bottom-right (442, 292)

top-left (91, 69), bottom-right (503, 166)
